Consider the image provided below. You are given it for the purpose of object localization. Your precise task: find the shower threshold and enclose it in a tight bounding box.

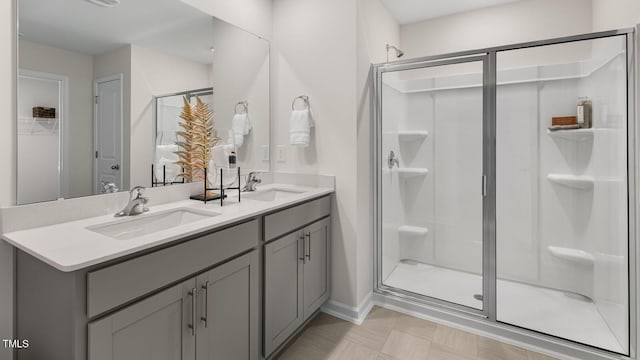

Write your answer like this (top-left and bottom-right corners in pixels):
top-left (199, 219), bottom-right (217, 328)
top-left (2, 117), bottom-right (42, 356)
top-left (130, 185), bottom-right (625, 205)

top-left (384, 261), bottom-right (624, 353)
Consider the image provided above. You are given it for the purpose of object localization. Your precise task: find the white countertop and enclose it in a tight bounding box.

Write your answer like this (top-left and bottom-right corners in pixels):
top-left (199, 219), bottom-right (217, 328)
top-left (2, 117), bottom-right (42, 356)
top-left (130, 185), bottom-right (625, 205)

top-left (2, 184), bottom-right (333, 272)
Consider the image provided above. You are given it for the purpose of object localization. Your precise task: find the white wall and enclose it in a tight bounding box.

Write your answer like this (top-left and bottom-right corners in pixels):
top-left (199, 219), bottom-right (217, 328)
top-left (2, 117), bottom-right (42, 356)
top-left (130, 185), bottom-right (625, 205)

top-left (181, 0), bottom-right (272, 40)
top-left (592, 0), bottom-right (640, 32)
top-left (17, 77), bottom-right (60, 204)
top-left (400, 0), bottom-right (592, 60)
top-left (272, 0), bottom-right (360, 307)
top-left (356, 0), bottom-right (399, 304)
top-left (19, 40), bottom-right (94, 199)
top-left (210, 19), bottom-right (270, 172)
top-left (130, 45), bottom-right (212, 187)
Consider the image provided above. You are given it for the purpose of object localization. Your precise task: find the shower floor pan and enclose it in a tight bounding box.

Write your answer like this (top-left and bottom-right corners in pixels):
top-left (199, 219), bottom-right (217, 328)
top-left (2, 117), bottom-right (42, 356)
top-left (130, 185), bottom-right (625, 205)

top-left (384, 262), bottom-right (624, 353)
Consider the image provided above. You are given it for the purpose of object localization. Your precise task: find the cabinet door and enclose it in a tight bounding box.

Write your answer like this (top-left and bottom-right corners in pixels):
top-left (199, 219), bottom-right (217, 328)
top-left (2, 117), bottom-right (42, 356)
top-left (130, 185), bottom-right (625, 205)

top-left (264, 231), bottom-right (304, 357)
top-left (196, 250), bottom-right (259, 360)
top-left (88, 278), bottom-right (197, 360)
top-left (302, 217), bottom-right (330, 319)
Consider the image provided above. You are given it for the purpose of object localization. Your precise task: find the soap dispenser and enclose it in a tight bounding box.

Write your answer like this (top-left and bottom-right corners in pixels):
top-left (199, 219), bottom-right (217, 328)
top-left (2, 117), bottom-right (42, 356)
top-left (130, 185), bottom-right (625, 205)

top-left (577, 97), bottom-right (592, 128)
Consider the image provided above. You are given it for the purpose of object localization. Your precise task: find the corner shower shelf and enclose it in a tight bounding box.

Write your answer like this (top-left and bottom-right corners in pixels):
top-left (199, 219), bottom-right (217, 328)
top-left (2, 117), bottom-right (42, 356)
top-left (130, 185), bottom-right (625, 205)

top-left (398, 131), bottom-right (429, 142)
top-left (547, 174), bottom-right (594, 190)
top-left (396, 168), bottom-right (429, 179)
top-left (546, 128), bottom-right (594, 142)
top-left (547, 246), bottom-right (594, 267)
top-left (398, 225), bottom-right (429, 237)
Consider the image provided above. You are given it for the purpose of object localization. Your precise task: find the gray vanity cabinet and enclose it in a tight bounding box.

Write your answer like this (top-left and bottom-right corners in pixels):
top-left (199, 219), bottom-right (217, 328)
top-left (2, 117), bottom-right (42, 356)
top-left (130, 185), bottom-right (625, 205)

top-left (88, 278), bottom-right (197, 360)
top-left (196, 251), bottom-right (259, 360)
top-left (302, 217), bottom-right (330, 319)
top-left (264, 231), bottom-right (305, 356)
top-left (264, 211), bottom-right (331, 357)
top-left (88, 251), bottom-right (259, 360)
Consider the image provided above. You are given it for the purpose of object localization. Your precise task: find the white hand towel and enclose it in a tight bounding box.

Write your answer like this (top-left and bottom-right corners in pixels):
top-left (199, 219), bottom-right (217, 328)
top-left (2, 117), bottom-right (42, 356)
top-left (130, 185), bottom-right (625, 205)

top-left (289, 109), bottom-right (314, 146)
top-left (232, 113), bottom-right (251, 147)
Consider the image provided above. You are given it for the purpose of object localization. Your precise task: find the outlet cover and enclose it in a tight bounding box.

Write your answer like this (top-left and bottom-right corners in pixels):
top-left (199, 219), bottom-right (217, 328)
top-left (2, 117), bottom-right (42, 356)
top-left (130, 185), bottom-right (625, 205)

top-left (261, 145), bottom-right (270, 162)
top-left (277, 145), bottom-right (286, 162)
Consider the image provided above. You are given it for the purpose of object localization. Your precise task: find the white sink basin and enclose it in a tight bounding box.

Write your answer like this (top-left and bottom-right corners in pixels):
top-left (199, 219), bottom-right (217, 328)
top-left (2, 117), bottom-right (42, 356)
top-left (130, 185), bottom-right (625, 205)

top-left (242, 188), bottom-right (304, 202)
top-left (88, 208), bottom-right (219, 240)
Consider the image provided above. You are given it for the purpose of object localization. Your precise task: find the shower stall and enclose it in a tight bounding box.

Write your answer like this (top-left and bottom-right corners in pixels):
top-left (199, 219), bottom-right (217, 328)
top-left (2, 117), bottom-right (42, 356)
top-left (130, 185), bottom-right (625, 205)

top-left (373, 29), bottom-right (635, 356)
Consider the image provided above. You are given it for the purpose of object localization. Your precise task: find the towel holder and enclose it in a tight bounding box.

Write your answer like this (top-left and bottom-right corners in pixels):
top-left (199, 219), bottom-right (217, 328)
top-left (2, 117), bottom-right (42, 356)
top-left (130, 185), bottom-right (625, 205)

top-left (291, 95), bottom-right (310, 110)
top-left (235, 101), bottom-right (249, 114)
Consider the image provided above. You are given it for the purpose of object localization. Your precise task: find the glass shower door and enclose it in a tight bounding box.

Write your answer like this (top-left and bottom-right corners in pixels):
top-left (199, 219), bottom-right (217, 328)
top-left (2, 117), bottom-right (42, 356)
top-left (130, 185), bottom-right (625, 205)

top-left (495, 34), bottom-right (630, 355)
top-left (377, 56), bottom-right (489, 311)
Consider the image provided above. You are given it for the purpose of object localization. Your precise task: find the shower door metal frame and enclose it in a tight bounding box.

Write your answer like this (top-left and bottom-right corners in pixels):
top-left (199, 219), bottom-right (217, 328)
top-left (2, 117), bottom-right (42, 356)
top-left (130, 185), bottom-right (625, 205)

top-left (372, 53), bottom-right (495, 319)
top-left (372, 28), bottom-right (636, 358)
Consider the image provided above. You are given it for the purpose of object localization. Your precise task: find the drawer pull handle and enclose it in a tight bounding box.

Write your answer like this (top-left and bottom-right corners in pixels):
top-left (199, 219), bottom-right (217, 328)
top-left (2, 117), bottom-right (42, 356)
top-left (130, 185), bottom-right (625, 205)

top-left (305, 232), bottom-right (311, 260)
top-left (201, 282), bottom-right (209, 328)
top-left (188, 288), bottom-right (197, 336)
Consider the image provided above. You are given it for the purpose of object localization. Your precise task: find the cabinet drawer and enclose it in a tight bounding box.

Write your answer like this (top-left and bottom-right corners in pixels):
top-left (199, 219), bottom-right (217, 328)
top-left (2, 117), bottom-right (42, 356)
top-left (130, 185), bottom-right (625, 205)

top-left (87, 219), bottom-right (259, 318)
top-left (264, 196), bottom-right (330, 241)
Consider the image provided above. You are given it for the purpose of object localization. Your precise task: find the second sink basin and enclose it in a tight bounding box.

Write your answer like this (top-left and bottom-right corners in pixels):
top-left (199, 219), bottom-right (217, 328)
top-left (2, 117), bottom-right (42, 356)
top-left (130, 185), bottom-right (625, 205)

top-left (88, 208), bottom-right (219, 240)
top-left (242, 188), bottom-right (304, 202)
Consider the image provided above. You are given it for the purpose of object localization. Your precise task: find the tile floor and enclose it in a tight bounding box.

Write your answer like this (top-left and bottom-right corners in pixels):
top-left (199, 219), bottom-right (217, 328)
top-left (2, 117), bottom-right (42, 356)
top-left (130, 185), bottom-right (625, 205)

top-left (276, 306), bottom-right (559, 360)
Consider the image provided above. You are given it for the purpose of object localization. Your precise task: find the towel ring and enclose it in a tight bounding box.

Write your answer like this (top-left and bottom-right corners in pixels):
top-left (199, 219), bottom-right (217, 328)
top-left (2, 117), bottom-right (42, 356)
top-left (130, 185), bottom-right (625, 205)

top-left (235, 101), bottom-right (249, 115)
top-left (291, 95), bottom-right (310, 110)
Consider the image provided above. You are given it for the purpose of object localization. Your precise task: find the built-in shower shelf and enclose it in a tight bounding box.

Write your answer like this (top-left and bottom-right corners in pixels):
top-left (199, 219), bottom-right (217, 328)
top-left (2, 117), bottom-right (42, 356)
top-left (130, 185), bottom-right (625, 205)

top-left (547, 174), bottom-right (594, 190)
top-left (398, 131), bottom-right (429, 142)
top-left (396, 168), bottom-right (429, 179)
top-left (398, 225), bottom-right (429, 237)
top-left (547, 246), bottom-right (594, 267)
top-left (546, 128), bottom-right (594, 142)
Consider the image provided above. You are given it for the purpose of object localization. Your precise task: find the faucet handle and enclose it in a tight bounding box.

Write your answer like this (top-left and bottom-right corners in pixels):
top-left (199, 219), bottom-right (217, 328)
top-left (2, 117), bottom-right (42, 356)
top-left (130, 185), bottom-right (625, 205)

top-left (130, 186), bottom-right (146, 199)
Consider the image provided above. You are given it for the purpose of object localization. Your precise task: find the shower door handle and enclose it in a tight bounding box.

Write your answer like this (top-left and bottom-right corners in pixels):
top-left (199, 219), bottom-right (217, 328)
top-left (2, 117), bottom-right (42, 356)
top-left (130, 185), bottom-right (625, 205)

top-left (481, 175), bottom-right (487, 197)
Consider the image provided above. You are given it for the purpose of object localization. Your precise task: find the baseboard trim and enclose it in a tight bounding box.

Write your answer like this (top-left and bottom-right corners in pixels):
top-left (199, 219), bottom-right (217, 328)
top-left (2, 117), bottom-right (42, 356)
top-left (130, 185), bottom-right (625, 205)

top-left (321, 293), bottom-right (374, 325)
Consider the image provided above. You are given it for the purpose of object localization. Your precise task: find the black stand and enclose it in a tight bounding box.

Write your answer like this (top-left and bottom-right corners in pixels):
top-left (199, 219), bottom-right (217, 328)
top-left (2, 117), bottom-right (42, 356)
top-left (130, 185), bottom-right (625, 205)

top-left (190, 167), bottom-right (241, 206)
top-left (151, 164), bottom-right (185, 187)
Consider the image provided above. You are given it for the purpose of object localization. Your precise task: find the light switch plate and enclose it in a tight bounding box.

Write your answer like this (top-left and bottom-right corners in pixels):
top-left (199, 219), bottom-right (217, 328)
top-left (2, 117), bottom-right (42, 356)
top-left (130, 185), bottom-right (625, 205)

top-left (261, 145), bottom-right (270, 162)
top-left (277, 145), bottom-right (286, 162)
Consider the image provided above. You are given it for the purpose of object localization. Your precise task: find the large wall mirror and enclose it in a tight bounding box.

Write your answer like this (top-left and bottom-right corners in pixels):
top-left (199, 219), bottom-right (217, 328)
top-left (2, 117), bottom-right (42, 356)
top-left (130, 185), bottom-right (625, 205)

top-left (17, 0), bottom-right (270, 205)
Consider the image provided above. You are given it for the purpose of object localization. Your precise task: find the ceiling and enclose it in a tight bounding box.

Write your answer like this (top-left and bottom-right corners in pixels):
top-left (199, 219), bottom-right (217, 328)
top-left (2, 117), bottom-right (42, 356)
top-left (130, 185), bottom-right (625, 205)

top-left (381, 0), bottom-right (524, 25)
top-left (19, 0), bottom-right (216, 64)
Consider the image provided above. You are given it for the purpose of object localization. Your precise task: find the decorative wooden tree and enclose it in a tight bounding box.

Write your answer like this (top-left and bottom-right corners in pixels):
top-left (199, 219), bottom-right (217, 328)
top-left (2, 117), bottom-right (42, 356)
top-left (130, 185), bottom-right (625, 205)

top-left (175, 96), bottom-right (220, 195)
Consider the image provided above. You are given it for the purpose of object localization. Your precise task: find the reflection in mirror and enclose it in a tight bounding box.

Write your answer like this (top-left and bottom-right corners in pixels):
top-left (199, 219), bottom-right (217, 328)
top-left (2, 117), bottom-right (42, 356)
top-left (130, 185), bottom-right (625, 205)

top-left (17, 0), bottom-right (270, 205)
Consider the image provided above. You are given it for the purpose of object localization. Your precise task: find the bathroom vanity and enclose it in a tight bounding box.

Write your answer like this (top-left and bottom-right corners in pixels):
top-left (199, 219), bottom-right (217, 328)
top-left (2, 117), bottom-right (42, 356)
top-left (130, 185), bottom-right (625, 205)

top-left (3, 180), bottom-right (333, 360)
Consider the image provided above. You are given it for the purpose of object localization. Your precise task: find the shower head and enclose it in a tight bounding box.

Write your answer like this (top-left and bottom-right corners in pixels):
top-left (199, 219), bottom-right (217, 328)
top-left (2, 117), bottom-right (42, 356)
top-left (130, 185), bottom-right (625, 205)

top-left (386, 44), bottom-right (404, 60)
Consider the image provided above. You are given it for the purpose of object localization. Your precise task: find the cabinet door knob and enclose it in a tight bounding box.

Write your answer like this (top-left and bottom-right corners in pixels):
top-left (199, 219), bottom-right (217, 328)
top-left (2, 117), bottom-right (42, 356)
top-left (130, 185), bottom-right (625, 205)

top-left (305, 232), bottom-right (311, 260)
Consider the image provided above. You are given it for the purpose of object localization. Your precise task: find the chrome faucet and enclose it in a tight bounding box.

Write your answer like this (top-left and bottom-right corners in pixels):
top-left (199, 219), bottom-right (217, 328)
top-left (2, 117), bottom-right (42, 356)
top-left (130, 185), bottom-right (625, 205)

top-left (242, 172), bottom-right (262, 192)
top-left (115, 186), bottom-right (149, 217)
top-left (101, 181), bottom-right (119, 194)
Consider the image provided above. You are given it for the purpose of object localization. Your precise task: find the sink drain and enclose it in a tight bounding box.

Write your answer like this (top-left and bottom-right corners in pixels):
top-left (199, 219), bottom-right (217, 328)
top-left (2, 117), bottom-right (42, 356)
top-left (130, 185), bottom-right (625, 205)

top-left (473, 294), bottom-right (483, 301)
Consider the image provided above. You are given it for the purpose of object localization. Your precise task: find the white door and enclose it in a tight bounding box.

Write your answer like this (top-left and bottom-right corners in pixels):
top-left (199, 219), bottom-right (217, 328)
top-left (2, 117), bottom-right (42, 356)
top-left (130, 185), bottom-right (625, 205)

top-left (94, 75), bottom-right (122, 194)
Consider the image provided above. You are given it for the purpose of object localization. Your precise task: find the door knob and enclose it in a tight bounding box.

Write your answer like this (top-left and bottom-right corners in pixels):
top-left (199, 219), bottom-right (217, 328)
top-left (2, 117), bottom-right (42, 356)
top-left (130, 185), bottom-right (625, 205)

top-left (111, 164), bottom-right (120, 170)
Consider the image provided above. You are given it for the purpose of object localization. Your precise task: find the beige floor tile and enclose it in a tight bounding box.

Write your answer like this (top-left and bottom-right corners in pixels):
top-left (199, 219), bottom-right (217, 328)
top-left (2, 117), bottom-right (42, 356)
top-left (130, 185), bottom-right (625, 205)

top-left (394, 312), bottom-right (438, 341)
top-left (345, 323), bottom-right (394, 352)
top-left (381, 329), bottom-right (431, 360)
top-left (304, 312), bottom-right (356, 343)
top-left (527, 350), bottom-right (560, 360)
top-left (432, 325), bottom-right (478, 358)
top-left (360, 306), bottom-right (399, 336)
top-left (427, 342), bottom-right (475, 360)
top-left (377, 354), bottom-right (396, 360)
top-left (276, 330), bottom-right (344, 360)
top-left (477, 337), bottom-right (527, 360)
top-left (329, 339), bottom-right (380, 360)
